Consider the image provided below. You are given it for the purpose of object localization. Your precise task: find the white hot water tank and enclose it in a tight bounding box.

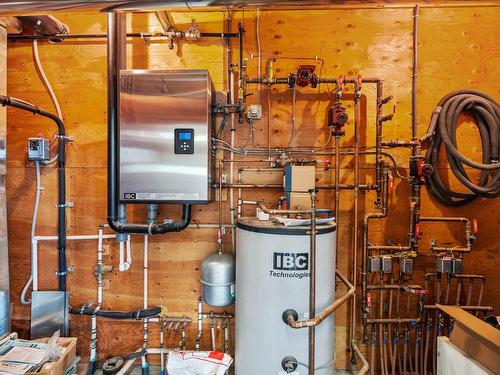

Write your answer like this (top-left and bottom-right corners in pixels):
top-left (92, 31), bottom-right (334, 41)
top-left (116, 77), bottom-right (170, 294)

top-left (235, 217), bottom-right (336, 374)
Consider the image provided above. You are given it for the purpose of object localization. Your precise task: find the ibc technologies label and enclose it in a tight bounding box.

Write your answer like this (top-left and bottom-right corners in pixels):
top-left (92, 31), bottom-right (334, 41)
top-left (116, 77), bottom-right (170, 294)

top-left (270, 252), bottom-right (310, 279)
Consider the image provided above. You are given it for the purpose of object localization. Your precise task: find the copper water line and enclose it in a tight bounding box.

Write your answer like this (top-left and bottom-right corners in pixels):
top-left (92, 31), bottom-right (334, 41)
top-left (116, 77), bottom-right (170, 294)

top-left (367, 245), bottom-right (412, 251)
top-left (367, 318), bottom-right (421, 324)
top-left (466, 279), bottom-right (473, 306)
top-left (334, 136), bottom-right (341, 268)
top-left (367, 284), bottom-right (424, 291)
top-left (456, 278), bottom-right (462, 305)
top-left (379, 284), bottom-right (385, 375)
top-left (352, 341), bottom-right (369, 375)
top-left (415, 329), bottom-right (420, 375)
top-left (387, 275), bottom-right (395, 375)
top-left (287, 270), bottom-right (355, 328)
top-left (420, 216), bottom-right (474, 253)
top-left (403, 331), bottom-right (408, 375)
top-left (308, 191), bottom-right (317, 375)
top-left (361, 167), bottom-right (389, 335)
top-left (432, 273), bottom-right (442, 374)
top-left (445, 275), bottom-right (451, 305)
top-left (370, 326), bottom-right (376, 375)
top-left (267, 88), bottom-right (272, 162)
top-left (375, 81), bottom-right (384, 207)
top-left (218, 160), bottom-right (224, 252)
top-left (423, 315), bottom-right (431, 375)
top-left (350, 79), bottom-right (362, 355)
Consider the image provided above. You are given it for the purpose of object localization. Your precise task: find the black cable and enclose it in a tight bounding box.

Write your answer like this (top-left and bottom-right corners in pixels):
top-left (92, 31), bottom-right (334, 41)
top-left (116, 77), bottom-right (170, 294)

top-left (422, 90), bottom-right (500, 206)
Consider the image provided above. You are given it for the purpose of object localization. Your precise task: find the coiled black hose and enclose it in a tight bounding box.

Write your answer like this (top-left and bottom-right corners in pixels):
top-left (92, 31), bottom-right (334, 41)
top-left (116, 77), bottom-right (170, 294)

top-left (421, 90), bottom-right (500, 206)
top-left (69, 306), bottom-right (161, 319)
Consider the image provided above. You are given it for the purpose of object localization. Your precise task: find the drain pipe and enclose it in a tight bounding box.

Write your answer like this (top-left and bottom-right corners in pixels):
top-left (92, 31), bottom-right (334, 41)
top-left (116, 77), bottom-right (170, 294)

top-left (0, 95), bottom-right (68, 292)
top-left (106, 12), bottom-right (191, 235)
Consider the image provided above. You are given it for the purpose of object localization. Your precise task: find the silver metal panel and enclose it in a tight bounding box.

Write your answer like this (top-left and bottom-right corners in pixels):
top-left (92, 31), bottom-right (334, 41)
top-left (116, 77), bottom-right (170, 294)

top-left (0, 23), bottom-right (10, 339)
top-left (30, 291), bottom-right (69, 339)
top-left (119, 70), bottom-right (214, 204)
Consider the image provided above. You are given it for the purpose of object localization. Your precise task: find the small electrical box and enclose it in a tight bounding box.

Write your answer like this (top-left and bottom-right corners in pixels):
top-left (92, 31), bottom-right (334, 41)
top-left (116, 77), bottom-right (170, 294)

top-left (246, 104), bottom-right (263, 122)
top-left (28, 138), bottom-right (50, 161)
top-left (452, 258), bottom-right (463, 274)
top-left (399, 257), bottom-right (414, 274)
top-left (436, 256), bottom-right (453, 274)
top-left (368, 256), bottom-right (381, 273)
top-left (382, 255), bottom-right (393, 273)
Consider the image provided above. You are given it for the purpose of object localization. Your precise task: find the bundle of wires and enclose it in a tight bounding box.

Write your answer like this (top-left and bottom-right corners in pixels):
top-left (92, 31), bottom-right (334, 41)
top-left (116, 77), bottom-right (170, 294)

top-left (421, 90), bottom-right (499, 206)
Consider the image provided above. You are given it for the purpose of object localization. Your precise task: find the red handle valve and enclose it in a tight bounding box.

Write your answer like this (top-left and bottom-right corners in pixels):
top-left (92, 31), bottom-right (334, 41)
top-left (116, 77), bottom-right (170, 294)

top-left (367, 292), bottom-right (372, 307)
top-left (472, 219), bottom-right (478, 234)
top-left (388, 173), bottom-right (394, 194)
top-left (415, 223), bottom-right (422, 239)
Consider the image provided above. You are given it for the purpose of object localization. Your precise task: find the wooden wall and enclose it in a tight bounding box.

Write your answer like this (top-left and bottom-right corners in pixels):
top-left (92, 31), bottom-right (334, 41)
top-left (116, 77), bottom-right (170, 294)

top-left (5, 3), bottom-right (500, 370)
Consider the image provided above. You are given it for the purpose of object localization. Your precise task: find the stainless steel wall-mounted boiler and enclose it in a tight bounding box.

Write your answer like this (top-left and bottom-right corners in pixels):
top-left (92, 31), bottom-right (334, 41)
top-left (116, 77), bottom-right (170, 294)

top-left (119, 70), bottom-right (215, 204)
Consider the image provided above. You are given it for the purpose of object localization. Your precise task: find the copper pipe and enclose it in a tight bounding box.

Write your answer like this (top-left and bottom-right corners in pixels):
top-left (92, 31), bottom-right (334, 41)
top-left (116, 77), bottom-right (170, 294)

top-left (287, 270), bottom-right (355, 328)
top-left (421, 216), bottom-right (473, 253)
top-left (352, 341), bottom-right (370, 375)
top-left (370, 326), bottom-right (376, 375)
top-left (267, 88), bottom-right (271, 162)
top-left (350, 80), bottom-right (361, 355)
top-left (403, 336), bottom-right (408, 375)
top-left (423, 316), bottom-right (431, 375)
top-left (246, 77), bottom-right (383, 85)
top-left (334, 136), bottom-right (341, 268)
top-left (466, 279), bottom-right (473, 306)
top-left (368, 245), bottom-right (412, 251)
top-left (367, 284), bottom-right (424, 291)
top-left (456, 278), bottom-right (462, 305)
top-left (379, 286), bottom-right (385, 375)
top-left (361, 168), bottom-right (389, 332)
top-left (445, 275), bottom-right (451, 305)
top-left (308, 191), bottom-right (317, 375)
top-left (367, 318), bottom-right (420, 324)
top-left (375, 81), bottom-right (384, 207)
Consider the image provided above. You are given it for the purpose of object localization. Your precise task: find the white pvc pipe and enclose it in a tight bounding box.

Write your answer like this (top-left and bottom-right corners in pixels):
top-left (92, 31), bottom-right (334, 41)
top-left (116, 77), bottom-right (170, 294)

top-left (229, 70), bottom-right (236, 253)
top-left (31, 232), bottom-right (116, 292)
top-left (142, 235), bottom-right (149, 369)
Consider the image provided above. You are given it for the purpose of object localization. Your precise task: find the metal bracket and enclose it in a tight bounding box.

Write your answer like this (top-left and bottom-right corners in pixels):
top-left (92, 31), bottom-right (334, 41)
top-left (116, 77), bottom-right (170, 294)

top-left (56, 134), bottom-right (74, 142)
top-left (56, 202), bottom-right (74, 208)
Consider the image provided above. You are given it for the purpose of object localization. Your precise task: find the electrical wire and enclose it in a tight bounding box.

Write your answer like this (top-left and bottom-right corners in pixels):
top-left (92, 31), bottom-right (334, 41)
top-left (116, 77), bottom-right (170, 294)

top-left (33, 40), bottom-right (63, 165)
top-left (422, 90), bottom-right (500, 205)
top-left (20, 161), bottom-right (41, 305)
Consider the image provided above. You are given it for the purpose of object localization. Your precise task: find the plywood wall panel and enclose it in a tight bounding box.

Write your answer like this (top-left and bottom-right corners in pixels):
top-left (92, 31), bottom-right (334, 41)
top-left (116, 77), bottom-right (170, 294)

top-left (5, 5), bottom-right (499, 371)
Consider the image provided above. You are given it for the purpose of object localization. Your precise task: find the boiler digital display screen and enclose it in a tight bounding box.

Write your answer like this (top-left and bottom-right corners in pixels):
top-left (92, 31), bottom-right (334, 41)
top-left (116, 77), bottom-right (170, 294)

top-left (179, 132), bottom-right (192, 140)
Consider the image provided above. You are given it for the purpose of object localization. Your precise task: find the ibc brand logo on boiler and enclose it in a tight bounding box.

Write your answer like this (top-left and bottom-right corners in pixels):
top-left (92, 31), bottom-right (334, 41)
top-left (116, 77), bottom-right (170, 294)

top-left (273, 252), bottom-right (309, 270)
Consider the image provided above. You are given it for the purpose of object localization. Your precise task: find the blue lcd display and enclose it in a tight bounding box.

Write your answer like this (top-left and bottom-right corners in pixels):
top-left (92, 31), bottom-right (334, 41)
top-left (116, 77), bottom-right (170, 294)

top-left (179, 132), bottom-right (192, 140)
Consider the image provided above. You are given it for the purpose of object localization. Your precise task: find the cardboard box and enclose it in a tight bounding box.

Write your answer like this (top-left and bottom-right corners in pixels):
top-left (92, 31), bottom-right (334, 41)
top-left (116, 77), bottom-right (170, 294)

top-left (27, 337), bottom-right (77, 375)
top-left (437, 304), bottom-right (500, 374)
top-left (288, 192), bottom-right (312, 210)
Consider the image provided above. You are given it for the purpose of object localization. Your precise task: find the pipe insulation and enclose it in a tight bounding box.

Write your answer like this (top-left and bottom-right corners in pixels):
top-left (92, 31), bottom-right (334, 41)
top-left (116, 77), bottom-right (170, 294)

top-left (69, 306), bottom-right (161, 319)
top-left (422, 90), bottom-right (500, 206)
